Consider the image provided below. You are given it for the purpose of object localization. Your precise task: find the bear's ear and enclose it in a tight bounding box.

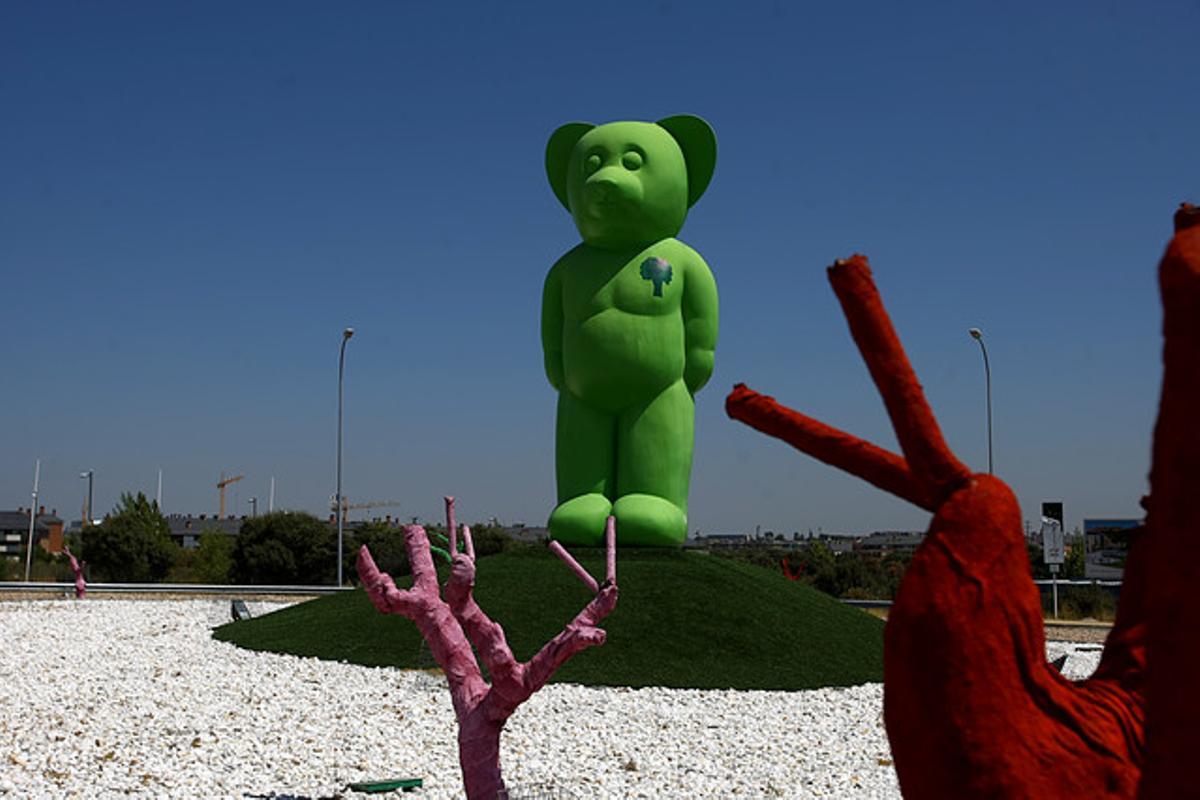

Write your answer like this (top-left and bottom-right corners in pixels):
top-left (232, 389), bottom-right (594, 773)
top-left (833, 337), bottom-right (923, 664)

top-left (657, 115), bottom-right (717, 207)
top-left (545, 122), bottom-right (594, 211)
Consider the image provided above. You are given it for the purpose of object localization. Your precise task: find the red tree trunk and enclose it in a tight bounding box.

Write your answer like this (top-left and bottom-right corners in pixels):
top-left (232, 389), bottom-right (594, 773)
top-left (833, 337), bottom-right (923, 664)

top-left (1139, 205), bottom-right (1200, 798)
top-left (725, 228), bottom-right (1194, 795)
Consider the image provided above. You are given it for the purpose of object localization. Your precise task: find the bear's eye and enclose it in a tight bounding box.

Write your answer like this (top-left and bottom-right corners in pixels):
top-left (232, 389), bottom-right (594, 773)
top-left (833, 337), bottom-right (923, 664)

top-left (584, 154), bottom-right (602, 174)
top-left (622, 151), bottom-right (643, 171)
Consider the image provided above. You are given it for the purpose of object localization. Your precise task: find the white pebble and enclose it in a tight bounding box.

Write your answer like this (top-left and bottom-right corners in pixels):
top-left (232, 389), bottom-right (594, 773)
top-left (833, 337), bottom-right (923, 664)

top-left (0, 600), bottom-right (1100, 798)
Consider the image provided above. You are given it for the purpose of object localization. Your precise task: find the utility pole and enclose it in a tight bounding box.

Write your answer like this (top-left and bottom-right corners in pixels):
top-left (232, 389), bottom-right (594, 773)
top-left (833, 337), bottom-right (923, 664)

top-left (80, 470), bottom-right (94, 528)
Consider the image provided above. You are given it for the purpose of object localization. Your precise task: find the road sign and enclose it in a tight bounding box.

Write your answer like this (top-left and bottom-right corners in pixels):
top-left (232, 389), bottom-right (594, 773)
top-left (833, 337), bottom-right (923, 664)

top-left (1041, 517), bottom-right (1065, 565)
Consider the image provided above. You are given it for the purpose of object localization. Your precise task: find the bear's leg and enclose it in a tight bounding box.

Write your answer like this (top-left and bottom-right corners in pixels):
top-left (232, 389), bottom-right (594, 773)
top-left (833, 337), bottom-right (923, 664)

top-left (549, 390), bottom-right (615, 546)
top-left (614, 379), bottom-right (693, 546)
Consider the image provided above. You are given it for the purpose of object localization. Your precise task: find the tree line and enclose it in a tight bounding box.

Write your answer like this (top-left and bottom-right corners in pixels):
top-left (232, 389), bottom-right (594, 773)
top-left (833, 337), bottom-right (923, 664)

top-left (12, 491), bottom-right (1114, 620)
top-left (51, 492), bottom-right (520, 585)
top-left (707, 535), bottom-right (1092, 600)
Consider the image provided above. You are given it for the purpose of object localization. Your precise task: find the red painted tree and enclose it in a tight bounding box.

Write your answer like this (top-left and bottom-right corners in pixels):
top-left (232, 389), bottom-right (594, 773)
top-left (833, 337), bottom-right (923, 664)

top-left (1140, 203), bottom-right (1200, 798)
top-left (723, 228), bottom-right (1193, 795)
top-left (357, 497), bottom-right (618, 800)
top-left (780, 556), bottom-right (803, 581)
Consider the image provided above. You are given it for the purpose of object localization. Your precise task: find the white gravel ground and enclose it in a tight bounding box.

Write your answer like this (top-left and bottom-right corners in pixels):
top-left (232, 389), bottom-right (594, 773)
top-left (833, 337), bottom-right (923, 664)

top-left (0, 600), bottom-right (1102, 799)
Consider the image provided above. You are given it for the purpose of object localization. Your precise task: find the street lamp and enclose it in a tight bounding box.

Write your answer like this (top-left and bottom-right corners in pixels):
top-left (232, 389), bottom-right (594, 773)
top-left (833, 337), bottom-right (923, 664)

top-left (24, 459), bottom-right (40, 582)
top-left (336, 327), bottom-right (355, 587)
top-left (80, 470), bottom-right (94, 528)
top-left (968, 328), bottom-right (993, 475)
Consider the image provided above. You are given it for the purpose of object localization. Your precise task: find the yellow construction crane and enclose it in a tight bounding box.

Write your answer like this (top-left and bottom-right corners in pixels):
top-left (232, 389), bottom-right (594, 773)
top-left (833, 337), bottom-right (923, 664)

top-left (218, 471), bottom-right (244, 518)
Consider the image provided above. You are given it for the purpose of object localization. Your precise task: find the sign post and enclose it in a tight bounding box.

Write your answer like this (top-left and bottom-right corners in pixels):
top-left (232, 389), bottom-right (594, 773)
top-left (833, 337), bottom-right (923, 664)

top-left (1041, 515), bottom-right (1065, 619)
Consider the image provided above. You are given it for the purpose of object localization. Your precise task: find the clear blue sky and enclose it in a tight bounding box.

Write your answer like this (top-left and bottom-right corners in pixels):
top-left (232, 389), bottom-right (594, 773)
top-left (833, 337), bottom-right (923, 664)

top-left (2, 2), bottom-right (1195, 536)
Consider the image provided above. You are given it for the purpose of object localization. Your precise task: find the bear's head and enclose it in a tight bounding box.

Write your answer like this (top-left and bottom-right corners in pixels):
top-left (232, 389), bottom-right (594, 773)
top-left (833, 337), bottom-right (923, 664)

top-left (545, 116), bottom-right (716, 250)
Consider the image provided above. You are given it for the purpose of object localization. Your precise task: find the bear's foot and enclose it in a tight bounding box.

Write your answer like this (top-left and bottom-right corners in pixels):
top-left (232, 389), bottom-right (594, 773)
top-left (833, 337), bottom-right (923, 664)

top-left (549, 494), bottom-right (612, 546)
top-left (613, 494), bottom-right (687, 547)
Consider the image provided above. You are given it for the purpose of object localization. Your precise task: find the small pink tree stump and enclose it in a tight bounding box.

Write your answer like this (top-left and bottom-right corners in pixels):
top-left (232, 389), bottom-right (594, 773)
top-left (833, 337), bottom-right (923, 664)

top-left (357, 496), bottom-right (618, 799)
top-left (63, 545), bottom-right (86, 599)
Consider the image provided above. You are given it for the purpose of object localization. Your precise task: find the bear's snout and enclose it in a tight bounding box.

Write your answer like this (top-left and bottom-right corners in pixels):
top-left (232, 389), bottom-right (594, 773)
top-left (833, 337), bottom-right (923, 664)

top-left (585, 177), bottom-right (619, 201)
top-left (582, 174), bottom-right (640, 215)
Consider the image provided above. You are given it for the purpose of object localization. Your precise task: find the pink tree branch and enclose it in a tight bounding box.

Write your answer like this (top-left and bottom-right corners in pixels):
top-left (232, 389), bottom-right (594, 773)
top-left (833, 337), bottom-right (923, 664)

top-left (462, 523), bottom-right (475, 562)
top-left (548, 540), bottom-right (600, 593)
top-left (444, 548), bottom-right (523, 693)
top-left (62, 545), bottom-right (86, 599)
top-left (523, 581), bottom-right (617, 696)
top-left (445, 495), bottom-right (459, 558)
top-left (358, 501), bottom-right (619, 799)
top-left (525, 516), bottom-right (617, 693)
top-left (357, 527), bottom-right (486, 714)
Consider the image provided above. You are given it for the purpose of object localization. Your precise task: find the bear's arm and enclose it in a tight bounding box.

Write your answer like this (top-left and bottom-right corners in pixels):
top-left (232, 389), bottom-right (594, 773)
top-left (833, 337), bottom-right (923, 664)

top-left (682, 251), bottom-right (719, 394)
top-left (541, 261), bottom-right (565, 391)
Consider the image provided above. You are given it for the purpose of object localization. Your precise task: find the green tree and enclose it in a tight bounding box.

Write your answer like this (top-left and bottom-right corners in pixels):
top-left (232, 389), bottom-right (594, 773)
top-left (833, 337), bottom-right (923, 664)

top-left (1063, 535), bottom-right (1086, 579)
top-left (832, 553), bottom-right (870, 596)
top-left (348, 521), bottom-right (409, 581)
top-left (802, 541), bottom-right (838, 594)
top-left (1027, 541), bottom-right (1051, 579)
top-left (463, 522), bottom-right (515, 559)
top-left (343, 520), bottom-right (521, 582)
top-left (194, 530), bottom-right (235, 584)
top-left (233, 512), bottom-right (335, 585)
top-left (166, 546), bottom-right (197, 583)
top-left (81, 492), bottom-right (177, 582)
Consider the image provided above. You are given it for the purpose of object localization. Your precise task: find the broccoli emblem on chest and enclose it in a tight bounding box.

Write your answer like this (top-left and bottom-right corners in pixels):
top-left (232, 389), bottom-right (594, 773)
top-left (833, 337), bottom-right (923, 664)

top-left (640, 256), bottom-right (673, 297)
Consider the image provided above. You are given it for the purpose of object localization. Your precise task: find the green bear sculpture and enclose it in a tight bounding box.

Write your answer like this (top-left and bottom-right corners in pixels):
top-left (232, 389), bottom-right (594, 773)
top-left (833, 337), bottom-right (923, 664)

top-left (542, 116), bottom-right (719, 547)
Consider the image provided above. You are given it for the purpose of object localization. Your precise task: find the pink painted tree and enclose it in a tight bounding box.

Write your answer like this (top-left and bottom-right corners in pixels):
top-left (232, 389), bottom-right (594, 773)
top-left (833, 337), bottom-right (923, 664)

top-left (357, 496), bottom-right (618, 799)
top-left (62, 545), bottom-right (86, 599)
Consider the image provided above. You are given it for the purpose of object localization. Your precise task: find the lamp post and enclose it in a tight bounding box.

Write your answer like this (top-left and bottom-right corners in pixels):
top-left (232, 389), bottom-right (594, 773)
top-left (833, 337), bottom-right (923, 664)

top-left (336, 327), bottom-right (355, 587)
top-left (24, 460), bottom-right (40, 582)
top-left (968, 328), bottom-right (993, 475)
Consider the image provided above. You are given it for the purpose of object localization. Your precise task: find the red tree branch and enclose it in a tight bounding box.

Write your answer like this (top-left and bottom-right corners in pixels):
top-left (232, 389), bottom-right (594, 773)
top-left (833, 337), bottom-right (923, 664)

top-left (828, 256), bottom-right (971, 502)
top-left (726, 382), bottom-right (932, 510)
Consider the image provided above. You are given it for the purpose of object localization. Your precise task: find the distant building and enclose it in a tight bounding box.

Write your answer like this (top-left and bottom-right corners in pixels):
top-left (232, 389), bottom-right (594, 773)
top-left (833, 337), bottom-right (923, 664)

top-left (164, 511), bottom-right (427, 549)
top-left (855, 531), bottom-right (924, 558)
top-left (0, 507), bottom-right (64, 558)
top-left (809, 534), bottom-right (858, 555)
top-left (501, 525), bottom-right (549, 544)
top-left (165, 514), bottom-right (242, 549)
top-left (691, 532), bottom-right (751, 547)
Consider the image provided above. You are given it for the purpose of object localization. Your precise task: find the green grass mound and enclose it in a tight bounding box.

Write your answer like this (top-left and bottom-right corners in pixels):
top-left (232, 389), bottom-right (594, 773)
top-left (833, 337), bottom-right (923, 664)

top-left (213, 548), bottom-right (884, 691)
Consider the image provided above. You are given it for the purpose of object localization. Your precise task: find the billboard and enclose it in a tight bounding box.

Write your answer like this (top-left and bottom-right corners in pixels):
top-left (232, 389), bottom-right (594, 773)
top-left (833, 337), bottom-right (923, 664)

top-left (1083, 518), bottom-right (1141, 580)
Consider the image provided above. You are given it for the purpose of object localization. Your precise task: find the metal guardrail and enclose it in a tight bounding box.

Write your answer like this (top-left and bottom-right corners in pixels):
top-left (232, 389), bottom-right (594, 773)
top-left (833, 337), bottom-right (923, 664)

top-left (840, 599), bottom-right (893, 608)
top-left (5, 577), bottom-right (1122, 601)
top-left (842, 579), bottom-right (1124, 609)
top-left (0, 582), bottom-right (353, 596)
